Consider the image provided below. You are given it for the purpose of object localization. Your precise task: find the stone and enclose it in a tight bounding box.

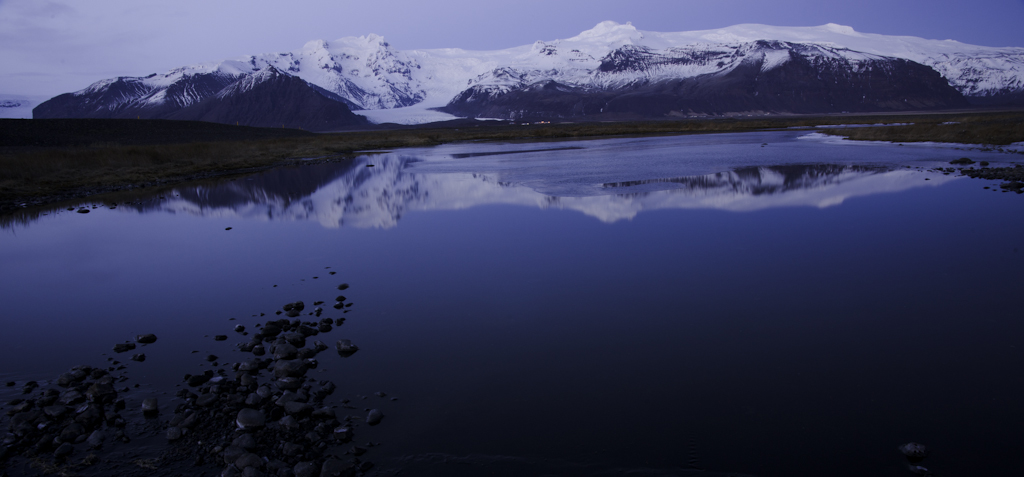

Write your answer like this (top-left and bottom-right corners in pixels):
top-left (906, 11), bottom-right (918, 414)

top-left (332, 426), bottom-right (352, 441)
top-left (223, 445), bottom-right (246, 465)
top-left (197, 393), bottom-right (219, 407)
top-left (337, 284), bottom-right (349, 290)
top-left (276, 377), bottom-right (302, 391)
top-left (283, 333), bottom-right (306, 348)
top-left (215, 335), bottom-right (229, 341)
top-left (320, 458), bottom-right (356, 477)
top-left (58, 389), bottom-right (85, 405)
top-left (237, 408), bottom-right (266, 430)
top-left (900, 442), bottom-right (929, 461)
top-left (86, 430), bottom-right (105, 448)
top-left (142, 398), bottom-right (159, 415)
top-left (136, 334), bottom-right (158, 344)
top-left (232, 433), bottom-right (257, 450)
top-left (366, 409), bottom-right (383, 425)
top-left (236, 452), bottom-right (264, 470)
top-left (166, 426), bottom-right (183, 441)
top-left (60, 422), bottom-right (86, 442)
top-left (54, 442), bottom-right (74, 458)
top-left (284, 402), bottom-right (313, 417)
top-left (273, 360), bottom-right (308, 378)
top-left (293, 462), bottom-right (317, 477)
top-left (335, 340), bottom-right (358, 357)
top-left (252, 345), bottom-right (266, 356)
top-left (131, 353), bottom-right (146, 362)
top-left (235, 325), bottom-right (246, 332)
top-left (273, 343), bottom-right (298, 360)
top-left (278, 415), bottom-right (300, 431)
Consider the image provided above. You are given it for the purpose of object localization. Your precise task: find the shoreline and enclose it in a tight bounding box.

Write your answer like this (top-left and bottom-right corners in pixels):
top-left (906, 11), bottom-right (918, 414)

top-left (3, 111), bottom-right (1023, 214)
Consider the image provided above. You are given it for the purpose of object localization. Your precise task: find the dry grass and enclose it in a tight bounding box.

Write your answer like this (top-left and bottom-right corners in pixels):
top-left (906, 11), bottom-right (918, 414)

top-left (819, 111), bottom-right (1024, 145)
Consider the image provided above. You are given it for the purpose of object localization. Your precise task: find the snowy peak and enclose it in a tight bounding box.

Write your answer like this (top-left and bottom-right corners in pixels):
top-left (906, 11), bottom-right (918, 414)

top-left (35, 21), bottom-right (1024, 124)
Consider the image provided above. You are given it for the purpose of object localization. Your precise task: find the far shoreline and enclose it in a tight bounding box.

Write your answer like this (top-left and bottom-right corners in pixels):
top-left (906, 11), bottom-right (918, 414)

top-left (2, 110), bottom-right (1023, 215)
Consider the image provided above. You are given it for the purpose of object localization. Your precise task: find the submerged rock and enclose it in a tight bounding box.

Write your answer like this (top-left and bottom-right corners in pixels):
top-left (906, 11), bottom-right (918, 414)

top-left (236, 408), bottom-right (266, 430)
top-left (335, 340), bottom-right (358, 357)
top-left (136, 333), bottom-right (158, 344)
top-left (142, 398), bottom-right (159, 416)
top-left (366, 409), bottom-right (383, 425)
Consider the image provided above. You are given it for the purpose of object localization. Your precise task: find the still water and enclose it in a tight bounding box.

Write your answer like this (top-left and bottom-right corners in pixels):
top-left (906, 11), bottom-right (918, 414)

top-left (2, 131), bottom-right (1023, 476)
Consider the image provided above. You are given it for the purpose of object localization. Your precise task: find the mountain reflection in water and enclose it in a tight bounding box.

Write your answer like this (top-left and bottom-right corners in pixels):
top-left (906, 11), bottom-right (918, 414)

top-left (118, 157), bottom-right (950, 228)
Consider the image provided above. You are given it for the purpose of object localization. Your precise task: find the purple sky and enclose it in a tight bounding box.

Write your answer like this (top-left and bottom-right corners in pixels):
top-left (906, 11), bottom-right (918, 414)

top-left (2, 0), bottom-right (1023, 98)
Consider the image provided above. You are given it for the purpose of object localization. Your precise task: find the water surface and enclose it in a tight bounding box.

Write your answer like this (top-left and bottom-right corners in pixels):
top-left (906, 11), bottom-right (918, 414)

top-left (2, 131), bottom-right (1022, 476)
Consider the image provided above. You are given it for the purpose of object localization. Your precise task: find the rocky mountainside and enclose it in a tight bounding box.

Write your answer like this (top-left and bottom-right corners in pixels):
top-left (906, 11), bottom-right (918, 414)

top-left (34, 66), bottom-right (367, 131)
top-left (33, 22), bottom-right (1024, 125)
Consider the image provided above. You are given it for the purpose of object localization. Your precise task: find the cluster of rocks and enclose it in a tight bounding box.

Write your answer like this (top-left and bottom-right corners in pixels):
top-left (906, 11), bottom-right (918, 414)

top-left (2, 283), bottom-right (387, 476)
top-left (159, 297), bottom-right (381, 476)
top-left (2, 364), bottom-right (132, 465)
top-left (945, 159), bottom-right (1024, 193)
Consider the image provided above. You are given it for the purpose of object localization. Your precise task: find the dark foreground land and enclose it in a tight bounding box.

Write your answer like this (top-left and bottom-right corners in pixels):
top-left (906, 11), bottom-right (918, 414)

top-left (2, 111), bottom-right (1023, 213)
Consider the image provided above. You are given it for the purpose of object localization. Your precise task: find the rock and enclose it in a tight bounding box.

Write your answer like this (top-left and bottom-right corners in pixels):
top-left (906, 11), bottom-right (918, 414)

top-left (283, 333), bottom-right (306, 348)
top-left (278, 415), bottom-right (300, 431)
top-left (215, 335), bottom-right (228, 341)
top-left (86, 430), bottom-right (105, 448)
top-left (313, 407), bottom-right (336, 420)
top-left (313, 340), bottom-right (328, 352)
top-left (54, 442), bottom-right (74, 458)
top-left (223, 445), bottom-right (246, 465)
top-left (60, 422), bottom-right (86, 442)
top-left (237, 408), bottom-right (266, 430)
top-left (236, 452), bottom-right (264, 470)
top-left (256, 385), bottom-right (273, 399)
top-left (44, 405), bottom-right (69, 418)
top-left (197, 393), bottom-right (219, 407)
top-left (232, 433), bottom-right (257, 450)
top-left (284, 402), bottom-right (313, 417)
top-left (332, 426), bottom-right (352, 441)
top-left (207, 354), bottom-right (219, 362)
top-left (239, 359), bottom-right (261, 372)
top-left (276, 377), bottom-right (302, 391)
top-left (900, 442), bottom-right (929, 461)
top-left (166, 426), bottom-right (183, 441)
top-left (142, 398), bottom-right (159, 415)
top-left (366, 409), bottom-right (383, 425)
top-left (293, 462), bottom-right (318, 477)
top-left (335, 295), bottom-right (346, 303)
top-left (58, 389), bottom-right (85, 405)
top-left (136, 333), bottom-right (158, 344)
top-left (337, 284), bottom-right (349, 291)
top-left (235, 325), bottom-right (246, 332)
top-left (274, 360), bottom-right (308, 378)
top-left (113, 342), bottom-right (136, 353)
top-left (335, 339), bottom-right (358, 357)
top-left (908, 465), bottom-right (931, 475)
top-left (320, 458), bottom-right (356, 477)
top-left (252, 344), bottom-right (266, 356)
top-left (86, 382), bottom-right (116, 403)
top-left (273, 343), bottom-right (298, 360)
top-left (131, 353), bottom-right (146, 362)
top-left (173, 411), bottom-right (196, 429)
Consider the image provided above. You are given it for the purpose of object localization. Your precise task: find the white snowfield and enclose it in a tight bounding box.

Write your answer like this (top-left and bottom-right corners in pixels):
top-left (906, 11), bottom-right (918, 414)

top-left (68, 21), bottom-right (1024, 124)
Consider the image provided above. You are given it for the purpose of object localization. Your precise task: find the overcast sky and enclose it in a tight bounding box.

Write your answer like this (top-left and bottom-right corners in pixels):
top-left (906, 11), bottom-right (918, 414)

top-left (2, 0), bottom-right (1023, 98)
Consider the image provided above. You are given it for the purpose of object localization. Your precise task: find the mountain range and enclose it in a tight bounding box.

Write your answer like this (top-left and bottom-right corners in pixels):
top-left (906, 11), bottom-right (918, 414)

top-left (33, 22), bottom-right (1024, 129)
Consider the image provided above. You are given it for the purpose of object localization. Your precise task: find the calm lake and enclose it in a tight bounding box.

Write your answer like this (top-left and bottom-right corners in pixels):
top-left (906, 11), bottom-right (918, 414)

top-left (2, 130), bottom-right (1023, 476)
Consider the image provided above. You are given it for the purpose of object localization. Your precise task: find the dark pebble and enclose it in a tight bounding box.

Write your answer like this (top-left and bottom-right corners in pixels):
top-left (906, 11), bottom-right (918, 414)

top-left (136, 333), bottom-right (158, 344)
top-left (214, 335), bottom-right (228, 341)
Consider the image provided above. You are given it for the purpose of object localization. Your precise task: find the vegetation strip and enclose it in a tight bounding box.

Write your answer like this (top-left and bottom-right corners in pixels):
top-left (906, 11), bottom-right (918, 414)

top-left (3, 111), bottom-right (1023, 214)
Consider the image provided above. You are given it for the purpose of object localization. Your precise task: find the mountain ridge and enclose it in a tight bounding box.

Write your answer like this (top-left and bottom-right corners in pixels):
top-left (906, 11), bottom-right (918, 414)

top-left (33, 22), bottom-right (1024, 125)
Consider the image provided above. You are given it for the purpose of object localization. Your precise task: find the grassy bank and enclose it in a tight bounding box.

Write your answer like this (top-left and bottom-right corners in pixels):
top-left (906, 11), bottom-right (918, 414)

top-left (3, 111), bottom-right (1023, 213)
top-left (817, 111), bottom-right (1024, 145)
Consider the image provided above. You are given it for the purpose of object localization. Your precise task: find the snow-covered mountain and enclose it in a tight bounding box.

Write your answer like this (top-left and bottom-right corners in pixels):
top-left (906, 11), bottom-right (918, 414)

top-left (34, 22), bottom-right (1024, 125)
